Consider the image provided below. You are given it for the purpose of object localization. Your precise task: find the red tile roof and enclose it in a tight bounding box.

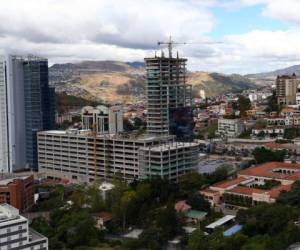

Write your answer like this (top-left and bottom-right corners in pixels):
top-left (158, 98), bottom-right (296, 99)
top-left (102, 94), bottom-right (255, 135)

top-left (238, 162), bottom-right (300, 180)
top-left (212, 177), bottom-right (247, 189)
top-left (268, 184), bottom-right (292, 199)
top-left (175, 200), bottom-right (191, 213)
top-left (227, 186), bottom-right (266, 196)
top-left (95, 212), bottom-right (113, 222)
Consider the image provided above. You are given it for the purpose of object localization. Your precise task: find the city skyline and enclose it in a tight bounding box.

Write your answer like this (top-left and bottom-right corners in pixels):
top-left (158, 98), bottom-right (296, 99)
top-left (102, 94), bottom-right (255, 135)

top-left (1, 0), bottom-right (300, 74)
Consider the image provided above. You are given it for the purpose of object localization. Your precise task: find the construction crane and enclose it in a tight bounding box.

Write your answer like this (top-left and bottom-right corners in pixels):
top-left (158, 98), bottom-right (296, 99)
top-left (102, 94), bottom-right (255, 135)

top-left (158, 36), bottom-right (186, 58)
top-left (157, 36), bottom-right (223, 58)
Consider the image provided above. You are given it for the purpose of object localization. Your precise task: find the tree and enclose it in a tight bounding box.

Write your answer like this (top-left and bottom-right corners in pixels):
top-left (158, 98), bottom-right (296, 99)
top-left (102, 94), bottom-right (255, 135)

top-left (206, 166), bottom-right (228, 184)
top-left (237, 204), bottom-right (298, 236)
top-left (265, 91), bottom-right (279, 113)
top-left (252, 147), bottom-right (286, 164)
top-left (284, 128), bottom-right (298, 140)
top-left (179, 172), bottom-right (206, 196)
top-left (187, 193), bottom-right (210, 212)
top-left (120, 190), bottom-right (137, 231)
top-left (237, 96), bottom-right (251, 117)
top-left (186, 229), bottom-right (209, 250)
top-left (156, 204), bottom-right (182, 241)
top-left (277, 181), bottom-right (300, 207)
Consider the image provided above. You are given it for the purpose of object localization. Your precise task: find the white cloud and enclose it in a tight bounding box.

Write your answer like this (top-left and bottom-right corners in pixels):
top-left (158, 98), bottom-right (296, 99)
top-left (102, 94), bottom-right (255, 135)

top-left (2, 0), bottom-right (300, 74)
top-left (0, 0), bottom-right (214, 63)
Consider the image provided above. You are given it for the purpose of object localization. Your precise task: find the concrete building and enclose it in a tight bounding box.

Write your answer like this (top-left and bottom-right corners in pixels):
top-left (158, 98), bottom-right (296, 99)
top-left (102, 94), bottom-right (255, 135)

top-left (276, 74), bottom-right (298, 105)
top-left (145, 53), bottom-right (193, 140)
top-left (38, 130), bottom-right (175, 182)
top-left (217, 118), bottom-right (244, 138)
top-left (0, 203), bottom-right (48, 250)
top-left (0, 55), bottom-right (55, 172)
top-left (82, 105), bottom-right (123, 134)
top-left (0, 175), bottom-right (34, 212)
top-left (139, 142), bottom-right (199, 180)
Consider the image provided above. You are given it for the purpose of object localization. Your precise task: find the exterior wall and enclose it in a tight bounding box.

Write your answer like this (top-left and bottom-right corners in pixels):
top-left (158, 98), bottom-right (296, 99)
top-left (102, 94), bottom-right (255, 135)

top-left (0, 205), bottom-right (48, 250)
top-left (0, 176), bottom-right (34, 212)
top-left (0, 55), bottom-right (55, 172)
top-left (145, 56), bottom-right (192, 136)
top-left (6, 56), bottom-right (27, 172)
top-left (0, 57), bottom-right (9, 172)
top-left (276, 75), bottom-right (298, 105)
top-left (217, 118), bottom-right (244, 138)
top-left (138, 142), bottom-right (199, 181)
top-left (38, 131), bottom-right (173, 182)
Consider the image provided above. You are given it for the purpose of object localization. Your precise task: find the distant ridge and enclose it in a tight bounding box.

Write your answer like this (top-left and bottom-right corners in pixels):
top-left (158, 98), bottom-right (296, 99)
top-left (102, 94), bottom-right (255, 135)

top-left (246, 65), bottom-right (300, 79)
top-left (49, 60), bottom-right (257, 103)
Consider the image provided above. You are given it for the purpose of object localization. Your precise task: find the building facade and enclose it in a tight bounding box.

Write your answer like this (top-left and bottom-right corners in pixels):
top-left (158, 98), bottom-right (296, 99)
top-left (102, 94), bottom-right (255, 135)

top-left (276, 74), bottom-right (298, 105)
top-left (0, 55), bottom-right (55, 172)
top-left (38, 130), bottom-right (175, 182)
top-left (0, 175), bottom-right (34, 213)
top-left (0, 204), bottom-right (48, 250)
top-left (217, 118), bottom-right (244, 138)
top-left (139, 142), bottom-right (199, 180)
top-left (145, 54), bottom-right (193, 139)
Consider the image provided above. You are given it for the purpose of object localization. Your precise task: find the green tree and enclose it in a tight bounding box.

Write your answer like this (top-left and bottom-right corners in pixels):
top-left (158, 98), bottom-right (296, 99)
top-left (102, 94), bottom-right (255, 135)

top-left (187, 193), bottom-right (210, 212)
top-left (179, 172), bottom-right (206, 196)
top-left (186, 229), bottom-right (209, 250)
top-left (265, 91), bottom-right (279, 113)
top-left (284, 128), bottom-right (298, 140)
top-left (252, 147), bottom-right (286, 164)
top-left (237, 95), bottom-right (251, 117)
top-left (120, 190), bottom-right (137, 231)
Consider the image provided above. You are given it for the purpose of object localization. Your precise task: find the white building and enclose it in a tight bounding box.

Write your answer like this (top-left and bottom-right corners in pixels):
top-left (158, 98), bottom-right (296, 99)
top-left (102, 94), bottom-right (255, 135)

top-left (38, 130), bottom-right (199, 182)
top-left (0, 55), bottom-right (26, 173)
top-left (0, 203), bottom-right (48, 250)
top-left (217, 118), bottom-right (244, 138)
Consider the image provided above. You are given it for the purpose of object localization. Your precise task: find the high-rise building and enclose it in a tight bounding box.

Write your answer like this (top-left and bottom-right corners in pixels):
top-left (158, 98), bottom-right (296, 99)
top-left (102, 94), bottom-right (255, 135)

top-left (276, 73), bottom-right (298, 105)
top-left (145, 52), bottom-right (194, 140)
top-left (0, 203), bottom-right (48, 250)
top-left (0, 55), bottom-right (55, 173)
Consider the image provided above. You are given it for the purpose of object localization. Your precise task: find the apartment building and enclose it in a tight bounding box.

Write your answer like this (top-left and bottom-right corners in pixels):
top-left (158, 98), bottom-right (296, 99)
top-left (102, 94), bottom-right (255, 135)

top-left (217, 118), bottom-right (244, 138)
top-left (276, 74), bottom-right (298, 105)
top-left (0, 204), bottom-right (48, 250)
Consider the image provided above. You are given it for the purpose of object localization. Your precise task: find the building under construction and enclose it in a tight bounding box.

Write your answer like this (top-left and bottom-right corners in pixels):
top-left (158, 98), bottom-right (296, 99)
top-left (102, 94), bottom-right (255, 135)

top-left (145, 53), bottom-right (194, 140)
top-left (38, 48), bottom-right (200, 182)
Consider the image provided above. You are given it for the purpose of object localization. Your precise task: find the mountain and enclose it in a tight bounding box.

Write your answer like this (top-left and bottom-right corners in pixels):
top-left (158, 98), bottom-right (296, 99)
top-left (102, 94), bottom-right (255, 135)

top-left (246, 65), bottom-right (300, 79)
top-left (49, 60), bottom-right (256, 104)
top-left (188, 72), bottom-right (256, 97)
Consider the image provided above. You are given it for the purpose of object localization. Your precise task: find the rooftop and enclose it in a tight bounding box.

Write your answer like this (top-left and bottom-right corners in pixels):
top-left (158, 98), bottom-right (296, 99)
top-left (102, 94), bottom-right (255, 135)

top-left (0, 175), bottom-right (30, 186)
top-left (0, 204), bottom-right (19, 222)
top-left (238, 162), bottom-right (300, 181)
top-left (212, 177), bottom-right (247, 189)
top-left (226, 186), bottom-right (266, 196)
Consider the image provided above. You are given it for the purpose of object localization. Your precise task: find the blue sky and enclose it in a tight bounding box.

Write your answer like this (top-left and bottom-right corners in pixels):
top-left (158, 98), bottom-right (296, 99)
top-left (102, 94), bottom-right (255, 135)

top-left (1, 0), bottom-right (300, 74)
top-left (211, 5), bottom-right (290, 39)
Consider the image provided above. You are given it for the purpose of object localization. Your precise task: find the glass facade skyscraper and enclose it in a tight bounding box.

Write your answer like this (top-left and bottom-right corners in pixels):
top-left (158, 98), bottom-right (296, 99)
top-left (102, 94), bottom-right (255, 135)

top-left (0, 55), bottom-right (55, 172)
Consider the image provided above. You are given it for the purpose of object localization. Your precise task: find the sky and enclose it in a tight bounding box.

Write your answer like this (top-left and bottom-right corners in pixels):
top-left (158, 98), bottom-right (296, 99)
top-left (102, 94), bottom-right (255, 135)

top-left (1, 0), bottom-right (300, 74)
